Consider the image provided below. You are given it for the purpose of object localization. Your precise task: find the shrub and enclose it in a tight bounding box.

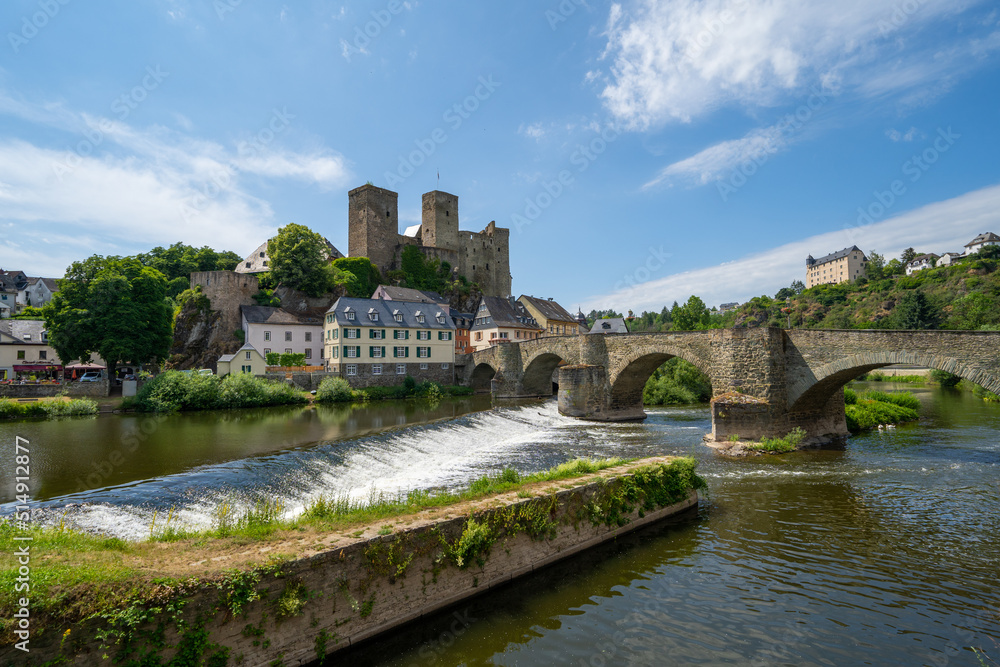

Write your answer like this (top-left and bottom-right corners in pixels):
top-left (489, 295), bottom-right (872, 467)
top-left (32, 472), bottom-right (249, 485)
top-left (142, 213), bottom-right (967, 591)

top-left (0, 398), bottom-right (97, 420)
top-left (844, 388), bottom-right (858, 405)
top-left (315, 377), bottom-right (355, 403)
top-left (130, 371), bottom-right (306, 412)
top-left (930, 369), bottom-right (962, 387)
top-left (844, 391), bottom-right (919, 432)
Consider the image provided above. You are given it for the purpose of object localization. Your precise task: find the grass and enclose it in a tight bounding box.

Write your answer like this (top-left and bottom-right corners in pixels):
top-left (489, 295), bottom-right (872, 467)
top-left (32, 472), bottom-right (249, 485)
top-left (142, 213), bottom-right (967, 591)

top-left (845, 390), bottom-right (920, 432)
top-left (745, 427), bottom-right (806, 453)
top-left (0, 456), bottom-right (669, 640)
top-left (0, 397), bottom-right (98, 420)
top-left (315, 376), bottom-right (473, 404)
top-left (856, 371), bottom-right (929, 384)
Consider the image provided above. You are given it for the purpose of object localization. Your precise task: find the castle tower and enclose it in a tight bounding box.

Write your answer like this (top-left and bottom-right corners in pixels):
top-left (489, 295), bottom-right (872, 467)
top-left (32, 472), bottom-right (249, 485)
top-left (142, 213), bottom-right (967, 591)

top-left (421, 191), bottom-right (459, 253)
top-left (349, 184), bottom-right (399, 275)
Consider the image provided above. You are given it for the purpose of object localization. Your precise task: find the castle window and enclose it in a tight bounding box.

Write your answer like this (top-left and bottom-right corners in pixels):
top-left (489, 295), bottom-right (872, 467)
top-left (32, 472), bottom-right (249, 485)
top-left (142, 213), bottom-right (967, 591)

top-left (260, 252), bottom-right (266, 257)
top-left (386, 210), bottom-right (390, 218)
top-left (445, 210), bottom-right (449, 217)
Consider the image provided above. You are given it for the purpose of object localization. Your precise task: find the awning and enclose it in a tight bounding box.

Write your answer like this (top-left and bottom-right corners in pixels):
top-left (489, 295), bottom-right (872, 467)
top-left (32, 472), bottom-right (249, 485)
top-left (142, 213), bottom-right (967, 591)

top-left (65, 363), bottom-right (106, 370)
top-left (13, 365), bottom-right (63, 372)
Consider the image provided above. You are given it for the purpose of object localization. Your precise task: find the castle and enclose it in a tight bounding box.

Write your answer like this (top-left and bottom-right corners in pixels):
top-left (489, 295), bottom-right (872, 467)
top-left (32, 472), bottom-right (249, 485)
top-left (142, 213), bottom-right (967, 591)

top-left (348, 185), bottom-right (511, 297)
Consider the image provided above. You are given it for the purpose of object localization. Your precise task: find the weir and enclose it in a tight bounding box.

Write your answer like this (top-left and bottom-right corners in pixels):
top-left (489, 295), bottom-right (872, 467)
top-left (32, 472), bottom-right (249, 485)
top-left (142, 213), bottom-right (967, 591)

top-left (463, 327), bottom-right (1000, 441)
top-left (1, 458), bottom-right (702, 666)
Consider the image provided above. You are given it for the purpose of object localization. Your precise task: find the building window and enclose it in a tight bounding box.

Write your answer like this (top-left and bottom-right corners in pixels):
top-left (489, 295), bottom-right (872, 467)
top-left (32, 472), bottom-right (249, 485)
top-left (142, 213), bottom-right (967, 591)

top-left (420, 363), bottom-right (428, 370)
top-left (264, 331), bottom-right (271, 341)
top-left (332, 347), bottom-right (339, 358)
top-left (285, 348), bottom-right (292, 354)
top-left (371, 346), bottom-right (384, 358)
top-left (369, 310), bottom-right (379, 322)
top-left (395, 346), bottom-right (407, 358)
top-left (242, 365), bottom-right (252, 373)
top-left (260, 251), bottom-right (266, 257)
top-left (475, 332), bottom-right (482, 341)
top-left (346, 364), bottom-right (357, 376)
top-left (371, 329), bottom-right (384, 340)
top-left (417, 331), bottom-right (430, 340)
top-left (320, 348), bottom-right (324, 359)
top-left (39, 350), bottom-right (47, 360)
top-left (347, 311), bottom-right (355, 320)
top-left (16, 351), bottom-right (24, 360)
top-left (305, 349), bottom-right (312, 359)
top-left (442, 363), bottom-right (449, 370)
top-left (439, 331), bottom-right (452, 341)
top-left (372, 364), bottom-right (382, 375)
top-left (285, 331), bottom-right (292, 342)
top-left (245, 351), bottom-right (252, 360)
top-left (396, 364), bottom-right (406, 375)
top-left (394, 313), bottom-right (403, 322)
top-left (245, 262), bottom-right (251, 269)
top-left (305, 332), bottom-right (312, 342)
top-left (264, 348), bottom-right (271, 355)
top-left (417, 347), bottom-right (430, 358)
top-left (394, 330), bottom-right (407, 339)
top-left (346, 347), bottom-right (358, 358)
top-left (346, 329), bottom-right (358, 339)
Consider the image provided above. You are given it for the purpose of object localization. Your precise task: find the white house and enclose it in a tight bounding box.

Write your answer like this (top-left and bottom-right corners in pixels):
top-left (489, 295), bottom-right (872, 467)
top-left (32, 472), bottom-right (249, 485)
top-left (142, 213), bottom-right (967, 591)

top-left (217, 343), bottom-right (268, 377)
top-left (937, 252), bottom-right (964, 267)
top-left (23, 278), bottom-right (59, 308)
top-left (241, 305), bottom-right (324, 364)
top-left (965, 232), bottom-right (1000, 254)
top-left (905, 253), bottom-right (940, 275)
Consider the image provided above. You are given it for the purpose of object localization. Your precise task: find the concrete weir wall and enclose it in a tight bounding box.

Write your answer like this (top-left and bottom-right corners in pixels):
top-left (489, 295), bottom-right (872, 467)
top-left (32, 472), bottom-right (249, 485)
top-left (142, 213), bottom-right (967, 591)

top-left (9, 460), bottom-right (699, 667)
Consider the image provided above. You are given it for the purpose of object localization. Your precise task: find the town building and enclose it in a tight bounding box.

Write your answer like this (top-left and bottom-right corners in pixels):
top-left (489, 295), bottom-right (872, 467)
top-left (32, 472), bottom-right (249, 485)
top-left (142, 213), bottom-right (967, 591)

top-left (324, 297), bottom-right (457, 386)
top-left (371, 285), bottom-right (448, 312)
top-left (0, 320), bottom-right (59, 381)
top-left (517, 295), bottom-right (580, 337)
top-left (589, 318), bottom-right (630, 334)
top-left (906, 253), bottom-right (940, 275)
top-left (451, 311), bottom-right (473, 354)
top-left (217, 342), bottom-right (268, 377)
top-left (349, 185), bottom-right (511, 297)
top-left (718, 302), bottom-right (740, 314)
top-left (470, 297), bottom-right (543, 351)
top-left (0, 272), bottom-right (24, 317)
top-left (805, 246), bottom-right (868, 288)
top-left (236, 238), bottom-right (343, 275)
top-left (937, 252), bottom-right (964, 267)
top-left (23, 277), bottom-right (59, 308)
top-left (240, 306), bottom-right (324, 364)
top-left (965, 232), bottom-right (1000, 254)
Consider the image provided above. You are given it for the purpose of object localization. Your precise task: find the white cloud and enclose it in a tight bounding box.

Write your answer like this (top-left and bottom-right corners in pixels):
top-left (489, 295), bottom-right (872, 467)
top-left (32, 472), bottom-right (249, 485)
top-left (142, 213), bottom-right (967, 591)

top-left (886, 126), bottom-right (921, 142)
top-left (645, 124), bottom-right (786, 187)
top-left (599, 0), bottom-right (984, 129)
top-left (518, 123), bottom-right (546, 140)
top-left (0, 91), bottom-right (352, 276)
top-left (583, 183), bottom-right (1000, 312)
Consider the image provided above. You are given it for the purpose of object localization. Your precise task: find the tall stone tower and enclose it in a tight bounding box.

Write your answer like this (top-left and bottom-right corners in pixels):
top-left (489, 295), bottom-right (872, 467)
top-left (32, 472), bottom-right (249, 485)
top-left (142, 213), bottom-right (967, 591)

top-left (348, 184), bottom-right (398, 274)
top-left (421, 191), bottom-right (459, 252)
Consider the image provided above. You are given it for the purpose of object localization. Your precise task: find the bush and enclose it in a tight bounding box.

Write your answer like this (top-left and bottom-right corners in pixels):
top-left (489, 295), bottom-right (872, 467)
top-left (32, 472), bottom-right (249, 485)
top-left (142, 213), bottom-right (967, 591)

top-left (0, 398), bottom-right (97, 420)
top-left (844, 391), bottom-right (920, 432)
top-left (130, 371), bottom-right (306, 412)
top-left (930, 369), bottom-right (962, 387)
top-left (315, 377), bottom-right (355, 403)
top-left (643, 357), bottom-right (712, 405)
top-left (844, 388), bottom-right (857, 405)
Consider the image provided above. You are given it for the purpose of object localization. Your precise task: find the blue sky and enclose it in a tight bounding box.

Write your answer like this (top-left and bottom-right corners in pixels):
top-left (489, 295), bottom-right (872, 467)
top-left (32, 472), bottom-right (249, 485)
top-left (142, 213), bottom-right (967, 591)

top-left (1, 0), bottom-right (998, 313)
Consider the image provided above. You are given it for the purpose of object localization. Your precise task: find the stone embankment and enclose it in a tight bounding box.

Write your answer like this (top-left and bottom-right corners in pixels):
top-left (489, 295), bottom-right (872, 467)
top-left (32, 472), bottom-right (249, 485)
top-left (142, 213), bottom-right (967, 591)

top-left (3, 458), bottom-right (701, 666)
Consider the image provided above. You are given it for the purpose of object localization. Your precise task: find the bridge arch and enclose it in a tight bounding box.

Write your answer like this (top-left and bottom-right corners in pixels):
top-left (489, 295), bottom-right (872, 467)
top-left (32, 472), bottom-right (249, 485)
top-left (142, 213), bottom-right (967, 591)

top-left (607, 346), bottom-right (714, 413)
top-left (788, 350), bottom-right (1000, 413)
top-left (520, 338), bottom-right (580, 396)
top-left (471, 362), bottom-right (497, 393)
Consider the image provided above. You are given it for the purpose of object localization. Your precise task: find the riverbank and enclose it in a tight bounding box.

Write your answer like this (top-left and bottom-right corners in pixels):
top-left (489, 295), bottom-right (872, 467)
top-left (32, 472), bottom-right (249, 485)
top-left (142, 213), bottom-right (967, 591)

top-left (0, 457), bottom-right (704, 665)
top-left (0, 396), bottom-right (97, 421)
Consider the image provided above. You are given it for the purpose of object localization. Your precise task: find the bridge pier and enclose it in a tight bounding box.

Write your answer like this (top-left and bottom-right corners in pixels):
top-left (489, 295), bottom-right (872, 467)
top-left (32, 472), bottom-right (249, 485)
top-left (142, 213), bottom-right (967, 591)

top-left (557, 364), bottom-right (645, 422)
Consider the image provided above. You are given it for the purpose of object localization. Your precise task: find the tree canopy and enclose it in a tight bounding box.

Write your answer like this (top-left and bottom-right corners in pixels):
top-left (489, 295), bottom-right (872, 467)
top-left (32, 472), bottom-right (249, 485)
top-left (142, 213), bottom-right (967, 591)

top-left (43, 256), bottom-right (173, 374)
top-left (267, 223), bottom-right (333, 297)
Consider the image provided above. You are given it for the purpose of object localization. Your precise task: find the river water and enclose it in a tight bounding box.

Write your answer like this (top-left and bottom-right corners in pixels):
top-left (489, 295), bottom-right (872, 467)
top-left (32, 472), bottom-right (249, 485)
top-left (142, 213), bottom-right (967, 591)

top-left (2, 383), bottom-right (998, 665)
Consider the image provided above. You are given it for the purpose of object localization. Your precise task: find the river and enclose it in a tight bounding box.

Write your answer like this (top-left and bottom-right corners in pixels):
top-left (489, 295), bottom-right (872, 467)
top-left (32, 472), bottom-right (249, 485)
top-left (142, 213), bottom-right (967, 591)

top-left (1, 383), bottom-right (998, 665)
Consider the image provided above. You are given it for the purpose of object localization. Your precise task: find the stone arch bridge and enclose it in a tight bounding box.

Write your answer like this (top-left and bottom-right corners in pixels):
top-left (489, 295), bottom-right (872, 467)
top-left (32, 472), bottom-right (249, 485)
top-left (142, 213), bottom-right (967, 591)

top-left (459, 328), bottom-right (1000, 441)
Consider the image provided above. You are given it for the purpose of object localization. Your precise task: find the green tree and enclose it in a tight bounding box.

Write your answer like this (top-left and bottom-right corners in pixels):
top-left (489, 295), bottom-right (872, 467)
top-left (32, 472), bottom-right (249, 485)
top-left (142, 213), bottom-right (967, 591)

top-left (900, 248), bottom-right (917, 265)
top-left (790, 279), bottom-right (805, 294)
top-left (268, 223), bottom-right (333, 297)
top-left (884, 258), bottom-right (906, 276)
top-left (43, 256), bottom-right (173, 379)
top-left (671, 296), bottom-right (710, 331)
top-left (866, 251), bottom-right (886, 280)
top-left (890, 291), bottom-right (938, 330)
top-left (331, 257), bottom-right (382, 298)
top-left (977, 244), bottom-right (1000, 260)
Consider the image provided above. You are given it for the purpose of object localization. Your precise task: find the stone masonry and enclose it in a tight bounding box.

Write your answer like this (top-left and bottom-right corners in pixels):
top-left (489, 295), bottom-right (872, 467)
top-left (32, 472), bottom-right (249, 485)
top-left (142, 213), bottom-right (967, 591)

top-left (462, 328), bottom-right (1000, 441)
top-left (348, 184), bottom-right (512, 297)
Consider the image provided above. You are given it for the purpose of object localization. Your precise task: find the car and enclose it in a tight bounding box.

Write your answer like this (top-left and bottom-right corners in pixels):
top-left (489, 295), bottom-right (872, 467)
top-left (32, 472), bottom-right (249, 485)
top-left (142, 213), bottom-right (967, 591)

top-left (195, 369), bottom-right (214, 376)
top-left (79, 372), bottom-right (102, 382)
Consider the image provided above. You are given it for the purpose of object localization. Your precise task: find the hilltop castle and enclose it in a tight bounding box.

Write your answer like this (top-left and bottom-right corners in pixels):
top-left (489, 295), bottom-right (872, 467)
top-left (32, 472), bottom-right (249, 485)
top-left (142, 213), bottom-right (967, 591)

top-left (348, 185), bottom-right (511, 297)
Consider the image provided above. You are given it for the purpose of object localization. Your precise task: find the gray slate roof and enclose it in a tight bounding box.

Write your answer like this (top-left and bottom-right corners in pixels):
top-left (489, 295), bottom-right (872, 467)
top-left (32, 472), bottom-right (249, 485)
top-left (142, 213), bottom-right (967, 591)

top-left (807, 245), bottom-right (866, 267)
top-left (0, 319), bottom-right (47, 343)
top-left (471, 296), bottom-right (541, 331)
top-left (966, 232), bottom-right (1000, 247)
top-left (327, 297), bottom-right (456, 330)
top-left (518, 295), bottom-right (576, 323)
top-left (373, 285), bottom-right (447, 304)
top-left (589, 318), bottom-right (630, 334)
top-left (240, 306), bottom-right (322, 326)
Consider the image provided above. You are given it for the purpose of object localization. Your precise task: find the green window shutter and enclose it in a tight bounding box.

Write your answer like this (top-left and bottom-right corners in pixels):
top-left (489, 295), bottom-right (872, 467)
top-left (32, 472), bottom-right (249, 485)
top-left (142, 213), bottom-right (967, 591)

top-left (369, 329), bottom-right (374, 339)
top-left (369, 346), bottom-right (373, 356)
top-left (427, 347), bottom-right (431, 358)
top-left (382, 329), bottom-right (386, 339)
top-left (405, 347), bottom-right (410, 358)
top-left (406, 330), bottom-right (410, 340)
top-left (381, 346), bottom-right (386, 358)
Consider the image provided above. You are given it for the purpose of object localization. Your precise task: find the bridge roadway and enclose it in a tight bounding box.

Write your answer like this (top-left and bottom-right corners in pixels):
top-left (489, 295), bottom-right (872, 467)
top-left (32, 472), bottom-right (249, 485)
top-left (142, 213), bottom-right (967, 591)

top-left (458, 328), bottom-right (1000, 441)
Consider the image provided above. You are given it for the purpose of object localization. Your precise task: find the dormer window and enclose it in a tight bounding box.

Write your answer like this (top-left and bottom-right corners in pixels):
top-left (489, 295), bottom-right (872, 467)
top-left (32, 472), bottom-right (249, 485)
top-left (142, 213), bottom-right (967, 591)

top-left (368, 308), bottom-right (379, 322)
top-left (393, 310), bottom-right (403, 322)
top-left (345, 307), bottom-right (355, 321)
top-left (415, 311), bottom-right (425, 323)
top-left (22, 334), bottom-right (31, 341)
